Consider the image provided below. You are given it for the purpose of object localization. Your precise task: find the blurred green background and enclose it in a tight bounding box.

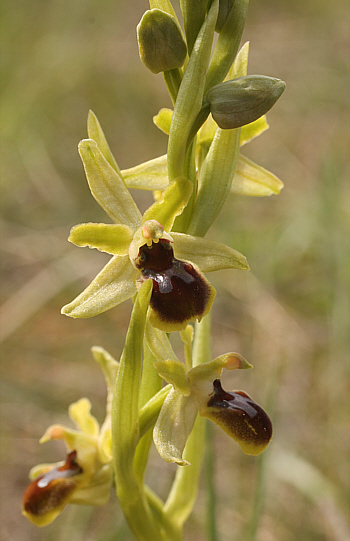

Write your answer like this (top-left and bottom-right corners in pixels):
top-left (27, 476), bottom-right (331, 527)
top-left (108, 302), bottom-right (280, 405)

top-left (1, 0), bottom-right (349, 540)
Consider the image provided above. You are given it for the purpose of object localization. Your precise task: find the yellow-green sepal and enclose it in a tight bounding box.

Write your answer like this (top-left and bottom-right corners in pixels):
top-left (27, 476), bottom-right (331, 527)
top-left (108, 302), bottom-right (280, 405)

top-left (232, 154), bottom-right (284, 196)
top-left (172, 232), bottom-right (249, 272)
top-left (142, 176), bottom-right (192, 231)
top-left (61, 254), bottom-right (136, 318)
top-left (153, 389), bottom-right (198, 465)
top-left (122, 154), bottom-right (168, 191)
top-left (78, 139), bottom-right (142, 230)
top-left (87, 110), bottom-right (122, 175)
top-left (68, 223), bottom-right (134, 255)
top-left (153, 359), bottom-right (191, 396)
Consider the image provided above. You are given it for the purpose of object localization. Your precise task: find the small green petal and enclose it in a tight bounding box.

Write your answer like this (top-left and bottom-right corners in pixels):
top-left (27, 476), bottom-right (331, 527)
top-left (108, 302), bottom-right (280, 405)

top-left (172, 233), bottom-right (249, 272)
top-left (87, 110), bottom-right (122, 175)
top-left (78, 139), bottom-right (142, 230)
top-left (232, 154), bottom-right (284, 196)
top-left (122, 154), bottom-right (168, 191)
top-left (69, 223), bottom-right (134, 255)
top-left (142, 176), bottom-right (192, 231)
top-left (69, 398), bottom-right (100, 437)
top-left (61, 254), bottom-right (136, 318)
top-left (240, 116), bottom-right (269, 146)
top-left (153, 108), bottom-right (173, 135)
top-left (153, 389), bottom-right (198, 465)
top-left (153, 359), bottom-right (191, 396)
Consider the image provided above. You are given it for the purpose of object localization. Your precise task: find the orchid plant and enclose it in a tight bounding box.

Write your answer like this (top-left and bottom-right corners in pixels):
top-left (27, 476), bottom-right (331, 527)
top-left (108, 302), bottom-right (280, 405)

top-left (22, 1), bottom-right (285, 539)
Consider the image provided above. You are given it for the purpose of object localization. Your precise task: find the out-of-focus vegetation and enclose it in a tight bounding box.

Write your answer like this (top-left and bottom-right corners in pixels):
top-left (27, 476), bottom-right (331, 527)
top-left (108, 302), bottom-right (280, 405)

top-left (1, 0), bottom-right (349, 540)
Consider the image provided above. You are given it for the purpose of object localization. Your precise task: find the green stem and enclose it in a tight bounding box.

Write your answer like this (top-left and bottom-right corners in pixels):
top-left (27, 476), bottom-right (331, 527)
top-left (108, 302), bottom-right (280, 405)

top-left (134, 345), bottom-right (163, 483)
top-left (111, 281), bottom-right (163, 541)
top-left (163, 314), bottom-right (212, 531)
top-left (205, 420), bottom-right (219, 541)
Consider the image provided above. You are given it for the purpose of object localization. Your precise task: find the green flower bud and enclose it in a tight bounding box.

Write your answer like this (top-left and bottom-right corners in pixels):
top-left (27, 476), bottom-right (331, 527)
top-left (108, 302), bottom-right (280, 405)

top-left (205, 75), bottom-right (286, 129)
top-left (137, 9), bottom-right (187, 74)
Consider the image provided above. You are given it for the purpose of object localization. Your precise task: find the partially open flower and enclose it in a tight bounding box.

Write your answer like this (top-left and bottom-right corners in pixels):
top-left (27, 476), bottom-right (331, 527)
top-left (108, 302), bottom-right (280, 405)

top-left (153, 341), bottom-right (272, 465)
top-left (22, 347), bottom-right (118, 527)
top-left (61, 133), bottom-right (248, 331)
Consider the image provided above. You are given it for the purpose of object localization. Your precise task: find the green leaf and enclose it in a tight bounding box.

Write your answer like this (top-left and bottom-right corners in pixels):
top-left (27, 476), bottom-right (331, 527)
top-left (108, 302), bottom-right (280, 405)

top-left (142, 176), bottom-right (192, 231)
top-left (69, 223), bottom-right (134, 255)
top-left (172, 232), bottom-right (249, 272)
top-left (78, 139), bottom-right (142, 230)
top-left (61, 254), bottom-right (136, 318)
top-left (87, 110), bottom-right (122, 176)
top-left (153, 108), bottom-right (173, 135)
top-left (154, 359), bottom-right (191, 396)
top-left (232, 154), bottom-right (284, 196)
top-left (153, 389), bottom-right (198, 465)
top-left (122, 154), bottom-right (168, 191)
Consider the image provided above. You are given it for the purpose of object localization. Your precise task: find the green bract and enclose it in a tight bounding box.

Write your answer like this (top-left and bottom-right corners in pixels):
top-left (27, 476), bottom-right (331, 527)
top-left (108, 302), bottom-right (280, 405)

top-left (137, 9), bottom-right (187, 74)
top-left (61, 126), bottom-right (248, 331)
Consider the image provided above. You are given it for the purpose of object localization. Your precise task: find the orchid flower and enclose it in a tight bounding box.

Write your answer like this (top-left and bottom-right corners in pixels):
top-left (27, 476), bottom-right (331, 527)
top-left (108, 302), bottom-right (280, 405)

top-left (153, 326), bottom-right (272, 466)
top-left (61, 127), bottom-right (248, 331)
top-left (22, 347), bottom-right (118, 527)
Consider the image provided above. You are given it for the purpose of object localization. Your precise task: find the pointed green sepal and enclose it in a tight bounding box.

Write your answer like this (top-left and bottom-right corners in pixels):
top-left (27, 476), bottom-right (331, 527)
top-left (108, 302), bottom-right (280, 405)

top-left (61, 254), bottom-right (136, 318)
top-left (232, 154), bottom-right (284, 196)
top-left (68, 223), bottom-right (134, 255)
top-left (142, 176), bottom-right (192, 231)
top-left (87, 110), bottom-right (121, 175)
top-left (172, 233), bottom-right (249, 272)
top-left (122, 154), bottom-right (168, 191)
top-left (78, 139), bottom-right (142, 230)
top-left (153, 389), bottom-right (198, 465)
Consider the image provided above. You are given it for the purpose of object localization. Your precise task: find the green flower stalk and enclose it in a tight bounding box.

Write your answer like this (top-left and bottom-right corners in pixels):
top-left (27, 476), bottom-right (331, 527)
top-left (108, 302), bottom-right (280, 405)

top-left (23, 1), bottom-right (286, 539)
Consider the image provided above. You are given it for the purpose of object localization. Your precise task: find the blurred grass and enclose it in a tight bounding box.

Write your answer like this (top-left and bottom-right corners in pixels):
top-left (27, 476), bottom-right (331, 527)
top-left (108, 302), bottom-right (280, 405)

top-left (1, 0), bottom-right (349, 540)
